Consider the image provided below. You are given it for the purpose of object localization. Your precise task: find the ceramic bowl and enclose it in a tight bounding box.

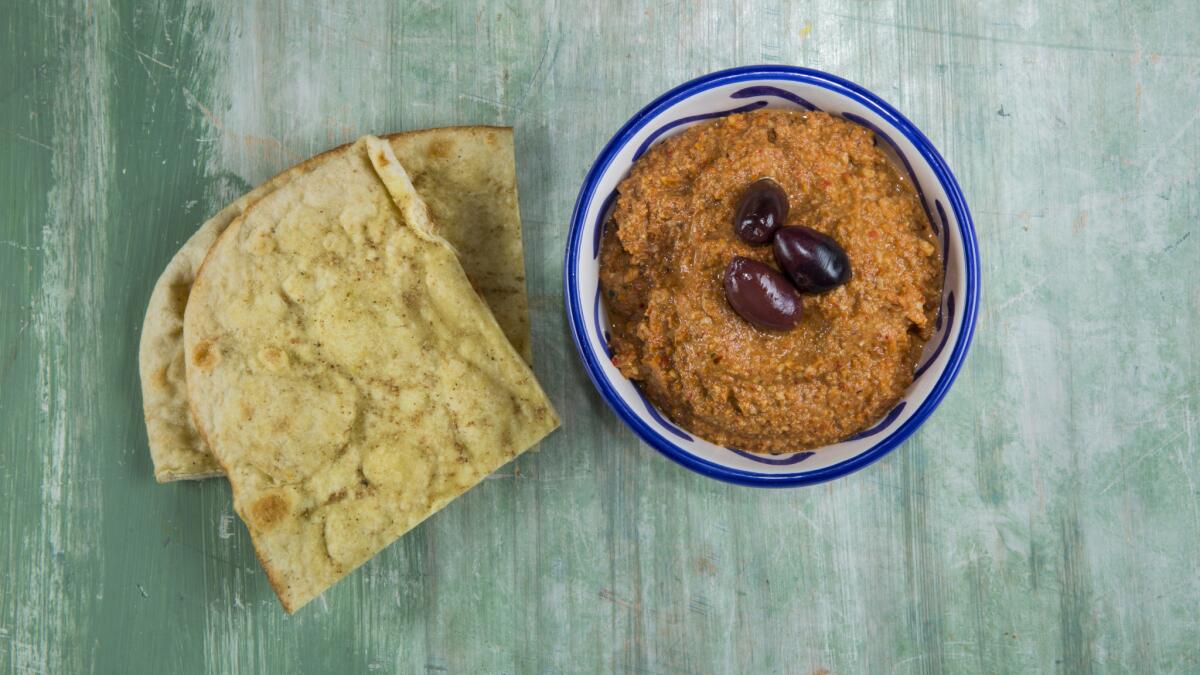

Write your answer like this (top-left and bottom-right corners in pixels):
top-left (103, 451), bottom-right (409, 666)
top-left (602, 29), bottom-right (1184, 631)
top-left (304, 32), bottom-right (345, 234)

top-left (563, 65), bottom-right (980, 487)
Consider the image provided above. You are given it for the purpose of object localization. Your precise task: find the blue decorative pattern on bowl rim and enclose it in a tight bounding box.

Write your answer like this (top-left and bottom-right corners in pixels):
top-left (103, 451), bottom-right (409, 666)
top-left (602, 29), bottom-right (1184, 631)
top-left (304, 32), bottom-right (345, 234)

top-left (564, 65), bottom-right (980, 487)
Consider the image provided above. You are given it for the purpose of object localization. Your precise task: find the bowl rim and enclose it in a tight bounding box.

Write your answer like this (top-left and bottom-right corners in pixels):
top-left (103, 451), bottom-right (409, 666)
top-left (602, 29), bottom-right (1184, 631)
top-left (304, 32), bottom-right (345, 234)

top-left (563, 65), bottom-right (980, 487)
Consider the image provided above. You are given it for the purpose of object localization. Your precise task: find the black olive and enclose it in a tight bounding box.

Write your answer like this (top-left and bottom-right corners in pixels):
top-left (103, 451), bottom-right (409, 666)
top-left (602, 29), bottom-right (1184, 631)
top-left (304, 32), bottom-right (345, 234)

top-left (772, 226), bottom-right (852, 294)
top-left (723, 256), bottom-right (802, 331)
top-left (733, 178), bottom-right (789, 245)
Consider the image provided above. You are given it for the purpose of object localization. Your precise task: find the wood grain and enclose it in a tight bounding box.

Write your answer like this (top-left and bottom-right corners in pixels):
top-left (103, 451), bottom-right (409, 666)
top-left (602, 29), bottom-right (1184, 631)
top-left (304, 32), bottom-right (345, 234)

top-left (2, 0), bottom-right (1197, 672)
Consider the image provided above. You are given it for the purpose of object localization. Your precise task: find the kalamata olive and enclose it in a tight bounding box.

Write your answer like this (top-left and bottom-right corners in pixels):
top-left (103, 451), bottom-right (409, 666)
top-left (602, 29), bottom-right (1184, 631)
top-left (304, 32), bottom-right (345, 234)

top-left (772, 226), bottom-right (852, 294)
top-left (733, 178), bottom-right (789, 245)
top-left (723, 256), bottom-right (803, 331)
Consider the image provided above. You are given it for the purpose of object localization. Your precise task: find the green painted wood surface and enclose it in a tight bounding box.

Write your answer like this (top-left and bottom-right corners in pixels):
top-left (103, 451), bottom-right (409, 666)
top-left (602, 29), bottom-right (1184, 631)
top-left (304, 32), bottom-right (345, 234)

top-left (2, 1), bottom-right (1198, 672)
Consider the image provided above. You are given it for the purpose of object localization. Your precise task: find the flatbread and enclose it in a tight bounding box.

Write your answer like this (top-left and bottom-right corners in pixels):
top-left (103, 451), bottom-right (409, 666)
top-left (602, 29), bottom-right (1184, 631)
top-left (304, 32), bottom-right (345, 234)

top-left (139, 127), bottom-right (532, 482)
top-left (183, 136), bottom-right (558, 613)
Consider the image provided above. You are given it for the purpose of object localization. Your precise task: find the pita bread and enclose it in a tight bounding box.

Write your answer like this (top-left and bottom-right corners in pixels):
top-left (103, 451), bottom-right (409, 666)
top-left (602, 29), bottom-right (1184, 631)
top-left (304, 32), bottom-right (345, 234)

top-left (182, 136), bottom-right (558, 612)
top-left (139, 127), bottom-right (532, 482)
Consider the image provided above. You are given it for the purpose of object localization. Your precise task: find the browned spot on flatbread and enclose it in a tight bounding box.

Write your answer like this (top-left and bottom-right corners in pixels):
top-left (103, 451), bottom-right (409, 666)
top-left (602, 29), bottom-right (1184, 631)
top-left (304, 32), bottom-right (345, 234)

top-left (151, 365), bottom-right (170, 388)
top-left (428, 139), bottom-right (453, 158)
top-left (248, 493), bottom-right (290, 531)
top-left (191, 339), bottom-right (220, 370)
top-left (376, 151), bottom-right (389, 166)
top-left (167, 283), bottom-right (191, 314)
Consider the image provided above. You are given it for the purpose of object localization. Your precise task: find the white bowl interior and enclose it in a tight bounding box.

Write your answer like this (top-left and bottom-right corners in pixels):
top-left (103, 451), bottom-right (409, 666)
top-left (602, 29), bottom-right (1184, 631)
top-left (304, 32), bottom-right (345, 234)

top-left (571, 75), bottom-right (969, 477)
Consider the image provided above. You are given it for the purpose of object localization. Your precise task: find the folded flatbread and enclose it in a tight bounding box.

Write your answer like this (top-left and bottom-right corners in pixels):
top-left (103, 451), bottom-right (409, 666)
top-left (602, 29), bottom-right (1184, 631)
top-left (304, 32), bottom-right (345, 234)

top-left (139, 127), bottom-right (533, 482)
top-left (182, 136), bottom-right (558, 612)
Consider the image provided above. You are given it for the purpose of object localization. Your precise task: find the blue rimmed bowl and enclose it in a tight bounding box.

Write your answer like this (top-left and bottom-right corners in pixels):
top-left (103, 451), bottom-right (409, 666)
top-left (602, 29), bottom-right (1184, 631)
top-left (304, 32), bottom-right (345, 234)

top-left (564, 65), bottom-right (980, 487)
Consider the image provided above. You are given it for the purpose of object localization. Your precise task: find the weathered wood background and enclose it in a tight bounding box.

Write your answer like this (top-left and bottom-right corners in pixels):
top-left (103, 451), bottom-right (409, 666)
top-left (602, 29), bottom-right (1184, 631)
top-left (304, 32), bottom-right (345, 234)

top-left (2, 1), bottom-right (1198, 672)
